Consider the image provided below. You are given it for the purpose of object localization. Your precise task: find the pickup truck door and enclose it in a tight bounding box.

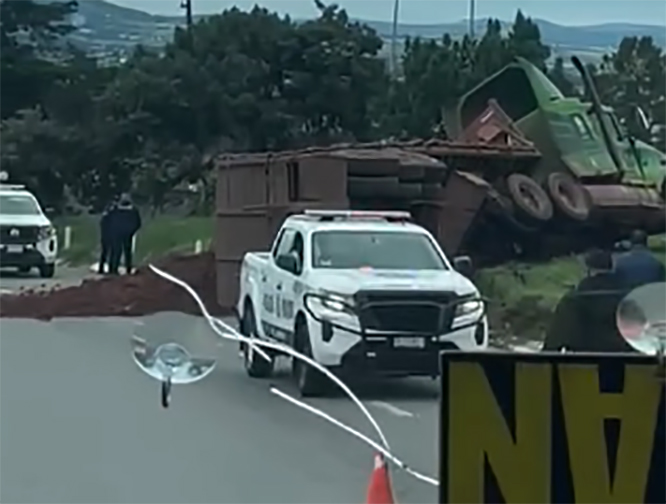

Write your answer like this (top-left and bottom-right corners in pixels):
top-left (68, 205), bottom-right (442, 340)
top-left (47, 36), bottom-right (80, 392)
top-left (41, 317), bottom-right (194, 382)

top-left (270, 229), bottom-right (305, 343)
top-left (261, 228), bottom-right (296, 341)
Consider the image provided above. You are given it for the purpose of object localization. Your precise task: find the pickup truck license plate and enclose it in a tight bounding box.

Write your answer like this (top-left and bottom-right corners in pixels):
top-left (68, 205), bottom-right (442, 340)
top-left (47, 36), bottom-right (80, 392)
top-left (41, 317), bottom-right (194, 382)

top-left (393, 337), bottom-right (425, 349)
top-left (6, 245), bottom-right (23, 253)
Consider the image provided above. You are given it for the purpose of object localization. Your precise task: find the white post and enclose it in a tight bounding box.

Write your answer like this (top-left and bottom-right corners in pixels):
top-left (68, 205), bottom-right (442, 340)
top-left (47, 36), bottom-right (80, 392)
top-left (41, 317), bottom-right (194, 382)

top-left (194, 239), bottom-right (203, 254)
top-left (132, 235), bottom-right (137, 253)
top-left (63, 226), bottom-right (72, 250)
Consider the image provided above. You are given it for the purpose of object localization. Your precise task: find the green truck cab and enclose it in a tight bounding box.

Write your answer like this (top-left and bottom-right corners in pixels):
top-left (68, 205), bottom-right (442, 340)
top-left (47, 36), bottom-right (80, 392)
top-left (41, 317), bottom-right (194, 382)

top-left (458, 57), bottom-right (665, 187)
top-left (454, 56), bottom-right (665, 235)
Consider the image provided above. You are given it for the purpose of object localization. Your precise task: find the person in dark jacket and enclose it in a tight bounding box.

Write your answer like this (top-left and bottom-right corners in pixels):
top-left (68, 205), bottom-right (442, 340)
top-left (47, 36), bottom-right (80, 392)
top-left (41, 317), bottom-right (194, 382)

top-left (543, 249), bottom-right (635, 353)
top-left (108, 193), bottom-right (141, 275)
top-left (614, 229), bottom-right (666, 289)
top-left (98, 199), bottom-right (117, 274)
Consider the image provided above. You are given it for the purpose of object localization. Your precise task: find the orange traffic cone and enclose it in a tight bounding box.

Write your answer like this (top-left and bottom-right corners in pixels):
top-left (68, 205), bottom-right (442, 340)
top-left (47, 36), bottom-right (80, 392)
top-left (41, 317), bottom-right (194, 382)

top-left (366, 453), bottom-right (395, 504)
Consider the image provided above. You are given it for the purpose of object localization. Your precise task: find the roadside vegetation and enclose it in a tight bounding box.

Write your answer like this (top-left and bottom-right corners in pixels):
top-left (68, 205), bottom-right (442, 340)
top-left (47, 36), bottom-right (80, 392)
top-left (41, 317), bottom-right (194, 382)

top-left (55, 215), bottom-right (213, 267)
top-left (479, 235), bottom-right (666, 343)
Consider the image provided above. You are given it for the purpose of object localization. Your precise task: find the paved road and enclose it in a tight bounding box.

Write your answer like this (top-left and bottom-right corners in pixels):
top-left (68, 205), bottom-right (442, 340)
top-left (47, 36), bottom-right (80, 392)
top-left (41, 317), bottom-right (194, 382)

top-left (0, 265), bottom-right (93, 295)
top-left (1, 313), bottom-right (440, 504)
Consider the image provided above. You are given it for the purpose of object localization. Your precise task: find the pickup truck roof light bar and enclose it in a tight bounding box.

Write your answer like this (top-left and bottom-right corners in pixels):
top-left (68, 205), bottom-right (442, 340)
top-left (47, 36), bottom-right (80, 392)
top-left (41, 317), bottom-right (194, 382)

top-left (301, 209), bottom-right (412, 222)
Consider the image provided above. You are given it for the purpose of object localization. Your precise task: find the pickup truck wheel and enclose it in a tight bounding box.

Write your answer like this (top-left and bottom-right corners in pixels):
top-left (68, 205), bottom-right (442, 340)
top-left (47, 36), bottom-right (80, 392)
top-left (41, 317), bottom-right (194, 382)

top-left (241, 306), bottom-right (274, 379)
top-left (39, 264), bottom-right (55, 278)
top-left (293, 321), bottom-right (327, 397)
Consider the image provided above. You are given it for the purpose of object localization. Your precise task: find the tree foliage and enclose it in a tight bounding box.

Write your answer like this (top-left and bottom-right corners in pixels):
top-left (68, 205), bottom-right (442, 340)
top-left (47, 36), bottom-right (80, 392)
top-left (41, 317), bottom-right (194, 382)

top-left (1, 1), bottom-right (664, 211)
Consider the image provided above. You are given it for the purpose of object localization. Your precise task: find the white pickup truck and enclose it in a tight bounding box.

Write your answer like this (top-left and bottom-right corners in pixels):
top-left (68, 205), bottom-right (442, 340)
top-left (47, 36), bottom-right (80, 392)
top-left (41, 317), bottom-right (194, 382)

top-left (237, 209), bottom-right (488, 396)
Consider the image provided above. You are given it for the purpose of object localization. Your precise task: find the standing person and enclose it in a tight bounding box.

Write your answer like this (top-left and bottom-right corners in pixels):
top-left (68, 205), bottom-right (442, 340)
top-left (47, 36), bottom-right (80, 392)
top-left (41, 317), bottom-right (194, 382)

top-left (614, 229), bottom-right (665, 289)
top-left (543, 249), bottom-right (634, 353)
top-left (108, 193), bottom-right (142, 275)
top-left (98, 198), bottom-right (117, 274)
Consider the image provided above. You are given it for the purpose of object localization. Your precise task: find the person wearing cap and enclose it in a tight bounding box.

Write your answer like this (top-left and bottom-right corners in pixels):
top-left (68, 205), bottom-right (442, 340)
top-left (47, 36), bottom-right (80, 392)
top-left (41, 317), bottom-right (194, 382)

top-left (614, 230), bottom-right (665, 289)
top-left (108, 193), bottom-right (142, 275)
top-left (543, 249), bottom-right (634, 353)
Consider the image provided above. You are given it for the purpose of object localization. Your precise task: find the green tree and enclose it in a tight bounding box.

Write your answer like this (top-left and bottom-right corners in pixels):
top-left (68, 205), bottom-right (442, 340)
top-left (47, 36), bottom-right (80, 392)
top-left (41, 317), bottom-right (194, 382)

top-left (598, 36), bottom-right (665, 148)
top-left (506, 10), bottom-right (550, 70)
top-left (548, 57), bottom-right (576, 97)
top-left (0, 0), bottom-right (79, 118)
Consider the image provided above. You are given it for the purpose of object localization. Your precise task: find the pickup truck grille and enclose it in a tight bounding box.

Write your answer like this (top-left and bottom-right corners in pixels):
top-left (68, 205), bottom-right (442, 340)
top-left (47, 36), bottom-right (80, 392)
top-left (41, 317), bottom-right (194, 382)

top-left (354, 290), bottom-right (457, 334)
top-left (0, 225), bottom-right (40, 245)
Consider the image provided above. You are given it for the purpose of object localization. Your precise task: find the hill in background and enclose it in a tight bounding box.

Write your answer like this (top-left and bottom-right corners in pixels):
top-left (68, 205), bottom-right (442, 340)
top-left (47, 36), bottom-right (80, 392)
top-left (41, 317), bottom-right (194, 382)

top-left (66, 0), bottom-right (666, 64)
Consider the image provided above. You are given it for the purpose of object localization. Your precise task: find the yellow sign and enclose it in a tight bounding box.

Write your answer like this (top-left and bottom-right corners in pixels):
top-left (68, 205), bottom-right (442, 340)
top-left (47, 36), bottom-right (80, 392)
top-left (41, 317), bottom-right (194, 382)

top-left (438, 351), bottom-right (665, 503)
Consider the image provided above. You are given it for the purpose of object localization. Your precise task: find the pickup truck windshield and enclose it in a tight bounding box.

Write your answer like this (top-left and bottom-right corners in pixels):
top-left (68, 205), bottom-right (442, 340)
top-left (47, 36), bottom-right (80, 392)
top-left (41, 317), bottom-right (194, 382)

top-left (0, 194), bottom-right (41, 215)
top-left (311, 230), bottom-right (447, 270)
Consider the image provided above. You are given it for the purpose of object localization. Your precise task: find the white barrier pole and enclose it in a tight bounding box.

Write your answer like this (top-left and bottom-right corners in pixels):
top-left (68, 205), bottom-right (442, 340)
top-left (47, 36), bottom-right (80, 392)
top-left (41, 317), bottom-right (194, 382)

top-left (194, 239), bottom-right (203, 254)
top-left (63, 226), bottom-right (72, 250)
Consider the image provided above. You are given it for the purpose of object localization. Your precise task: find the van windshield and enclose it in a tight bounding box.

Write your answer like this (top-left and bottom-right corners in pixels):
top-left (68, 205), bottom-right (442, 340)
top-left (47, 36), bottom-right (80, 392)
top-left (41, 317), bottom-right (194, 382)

top-left (0, 194), bottom-right (42, 215)
top-left (311, 231), bottom-right (447, 270)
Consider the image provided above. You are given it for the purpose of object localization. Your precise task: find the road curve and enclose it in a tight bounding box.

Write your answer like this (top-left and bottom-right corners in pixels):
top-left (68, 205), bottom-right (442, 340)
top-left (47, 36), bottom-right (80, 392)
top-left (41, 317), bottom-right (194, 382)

top-left (0, 313), bottom-right (440, 504)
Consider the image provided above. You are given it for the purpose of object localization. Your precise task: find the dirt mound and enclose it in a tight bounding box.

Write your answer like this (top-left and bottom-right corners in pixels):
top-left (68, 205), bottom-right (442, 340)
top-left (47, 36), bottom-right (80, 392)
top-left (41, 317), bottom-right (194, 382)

top-left (0, 252), bottom-right (228, 321)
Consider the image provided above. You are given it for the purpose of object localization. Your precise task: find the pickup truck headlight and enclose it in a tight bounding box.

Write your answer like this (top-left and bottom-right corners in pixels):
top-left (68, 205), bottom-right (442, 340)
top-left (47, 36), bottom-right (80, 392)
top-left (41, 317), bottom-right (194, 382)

top-left (307, 290), bottom-right (356, 316)
top-left (38, 225), bottom-right (56, 240)
top-left (455, 298), bottom-right (484, 317)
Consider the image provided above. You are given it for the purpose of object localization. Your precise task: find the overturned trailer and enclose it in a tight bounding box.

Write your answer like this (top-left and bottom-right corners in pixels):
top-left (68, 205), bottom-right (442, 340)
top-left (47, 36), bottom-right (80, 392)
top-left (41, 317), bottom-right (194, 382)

top-left (212, 116), bottom-right (664, 310)
top-left (213, 141), bottom-right (523, 308)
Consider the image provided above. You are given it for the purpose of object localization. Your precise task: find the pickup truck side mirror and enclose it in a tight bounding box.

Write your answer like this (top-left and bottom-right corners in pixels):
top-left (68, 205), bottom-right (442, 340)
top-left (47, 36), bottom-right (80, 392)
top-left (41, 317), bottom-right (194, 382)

top-left (44, 207), bottom-right (56, 217)
top-left (276, 253), bottom-right (300, 274)
top-left (453, 255), bottom-right (474, 278)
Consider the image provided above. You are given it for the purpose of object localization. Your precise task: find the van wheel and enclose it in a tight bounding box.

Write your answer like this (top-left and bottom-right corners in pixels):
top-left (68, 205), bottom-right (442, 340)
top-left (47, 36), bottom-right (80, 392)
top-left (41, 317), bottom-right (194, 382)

top-left (241, 305), bottom-right (273, 378)
top-left (292, 319), bottom-right (327, 397)
top-left (506, 173), bottom-right (553, 222)
top-left (39, 264), bottom-right (55, 278)
top-left (546, 172), bottom-right (591, 221)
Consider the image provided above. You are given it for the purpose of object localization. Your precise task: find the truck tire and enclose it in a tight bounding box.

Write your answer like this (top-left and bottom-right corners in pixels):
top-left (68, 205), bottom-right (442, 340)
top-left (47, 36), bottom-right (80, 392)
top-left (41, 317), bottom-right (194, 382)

top-left (292, 318), bottom-right (327, 397)
top-left (505, 173), bottom-right (553, 222)
top-left (546, 172), bottom-right (591, 221)
top-left (241, 304), bottom-right (274, 379)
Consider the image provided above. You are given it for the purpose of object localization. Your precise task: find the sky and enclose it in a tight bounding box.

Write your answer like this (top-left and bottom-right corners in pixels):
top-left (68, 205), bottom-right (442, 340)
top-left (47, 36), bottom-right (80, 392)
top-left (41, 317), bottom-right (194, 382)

top-left (108, 0), bottom-right (666, 27)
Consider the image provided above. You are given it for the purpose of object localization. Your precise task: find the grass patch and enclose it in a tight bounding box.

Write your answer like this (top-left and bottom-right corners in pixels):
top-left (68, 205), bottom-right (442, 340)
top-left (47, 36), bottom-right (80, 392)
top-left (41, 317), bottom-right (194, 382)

top-left (478, 237), bottom-right (666, 343)
top-left (55, 215), bottom-right (214, 266)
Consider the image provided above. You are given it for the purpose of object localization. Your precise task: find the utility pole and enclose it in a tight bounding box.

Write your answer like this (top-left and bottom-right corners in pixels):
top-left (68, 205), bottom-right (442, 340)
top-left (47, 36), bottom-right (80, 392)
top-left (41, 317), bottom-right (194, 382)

top-left (180, 0), bottom-right (193, 28)
top-left (469, 0), bottom-right (476, 39)
top-left (180, 0), bottom-right (193, 49)
top-left (390, 0), bottom-right (400, 77)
